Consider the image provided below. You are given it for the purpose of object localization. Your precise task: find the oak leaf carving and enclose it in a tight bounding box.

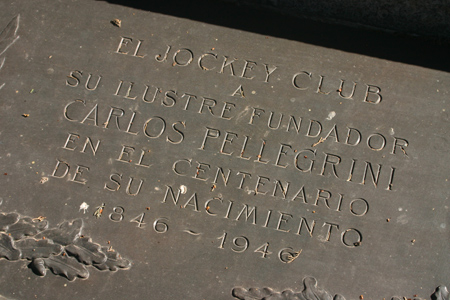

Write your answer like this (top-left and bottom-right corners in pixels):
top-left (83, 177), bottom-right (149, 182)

top-left (1, 212), bottom-right (131, 280)
top-left (16, 238), bottom-right (63, 260)
top-left (0, 233), bottom-right (21, 260)
top-left (35, 219), bottom-right (83, 246)
top-left (432, 286), bottom-right (450, 300)
top-left (31, 254), bottom-right (89, 281)
top-left (232, 277), bottom-right (346, 300)
top-left (0, 212), bottom-right (20, 231)
top-left (93, 246), bottom-right (131, 271)
top-left (6, 217), bottom-right (48, 240)
top-left (65, 237), bottom-right (107, 265)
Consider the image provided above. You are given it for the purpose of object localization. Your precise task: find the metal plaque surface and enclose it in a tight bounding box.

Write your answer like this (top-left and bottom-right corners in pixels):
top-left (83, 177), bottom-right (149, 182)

top-left (0, 1), bottom-right (449, 299)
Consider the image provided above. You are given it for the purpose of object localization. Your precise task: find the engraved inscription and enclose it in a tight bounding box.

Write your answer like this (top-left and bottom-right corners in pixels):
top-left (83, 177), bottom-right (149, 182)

top-left (52, 65), bottom-right (413, 255)
top-left (18, 20), bottom-right (430, 299)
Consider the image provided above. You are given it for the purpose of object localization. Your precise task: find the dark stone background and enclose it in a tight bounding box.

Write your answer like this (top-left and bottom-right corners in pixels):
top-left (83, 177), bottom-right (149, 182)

top-left (102, 0), bottom-right (450, 72)
top-left (221, 0), bottom-right (450, 40)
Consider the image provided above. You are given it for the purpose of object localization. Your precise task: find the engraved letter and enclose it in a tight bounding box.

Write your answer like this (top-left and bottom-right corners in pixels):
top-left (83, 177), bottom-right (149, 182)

top-left (167, 121), bottom-right (186, 144)
top-left (231, 85), bottom-right (245, 98)
top-left (117, 145), bottom-right (135, 163)
top-left (62, 133), bottom-right (80, 151)
top-left (199, 127), bottom-right (220, 150)
top-left (85, 74), bottom-right (102, 91)
top-left (214, 167), bottom-right (232, 186)
top-left (324, 125), bottom-right (340, 143)
top-left (314, 189), bottom-right (331, 208)
top-left (386, 167), bottom-right (396, 191)
top-left (81, 137), bottom-right (101, 156)
top-left (361, 161), bottom-right (382, 188)
top-left (104, 106), bottom-right (124, 129)
top-left (323, 222), bottom-right (339, 241)
top-left (341, 228), bottom-right (363, 247)
top-left (220, 102), bottom-right (236, 119)
top-left (136, 149), bottom-right (151, 168)
top-left (66, 70), bottom-right (82, 87)
top-left (220, 131), bottom-right (238, 155)
top-left (338, 80), bottom-right (357, 99)
top-left (249, 107), bottom-right (265, 125)
top-left (81, 104), bottom-right (99, 126)
top-left (345, 127), bottom-right (362, 146)
top-left (172, 159), bottom-right (192, 176)
top-left (51, 159), bottom-right (70, 178)
top-left (254, 140), bottom-right (269, 164)
top-left (163, 90), bottom-right (177, 107)
top-left (391, 137), bottom-right (409, 156)
top-left (316, 75), bottom-right (331, 95)
top-left (294, 149), bottom-right (316, 173)
top-left (272, 180), bottom-right (290, 199)
top-left (64, 99), bottom-right (85, 122)
top-left (275, 143), bottom-right (292, 168)
top-left (199, 98), bottom-right (217, 116)
top-left (264, 64), bottom-right (277, 83)
top-left (142, 85), bottom-right (160, 103)
top-left (268, 111), bottom-right (283, 130)
top-left (292, 186), bottom-right (307, 203)
top-left (173, 48), bottom-right (194, 66)
top-left (296, 217), bottom-right (316, 236)
top-left (363, 84), bottom-right (382, 104)
top-left (350, 198), bottom-right (369, 216)
top-left (255, 175), bottom-right (270, 195)
top-left (182, 93), bottom-right (197, 111)
top-left (306, 120), bottom-right (322, 137)
top-left (240, 60), bottom-right (257, 79)
top-left (205, 197), bottom-right (222, 216)
top-left (132, 39), bottom-right (146, 58)
top-left (235, 204), bottom-right (257, 224)
top-left (183, 193), bottom-right (199, 211)
top-left (155, 45), bottom-right (171, 62)
top-left (114, 81), bottom-right (137, 99)
top-left (237, 171), bottom-right (251, 189)
top-left (104, 173), bottom-right (122, 191)
top-left (193, 162), bottom-right (210, 181)
top-left (292, 71), bottom-right (311, 90)
top-left (320, 153), bottom-right (341, 178)
top-left (70, 165), bottom-right (89, 184)
top-left (162, 185), bottom-right (181, 205)
top-left (287, 115), bottom-right (302, 134)
top-left (198, 53), bottom-right (217, 70)
top-left (115, 37), bottom-right (133, 54)
top-left (219, 56), bottom-right (236, 76)
top-left (126, 177), bottom-right (144, 196)
top-left (367, 133), bottom-right (386, 151)
top-left (276, 212), bottom-right (293, 232)
top-left (143, 117), bottom-right (166, 138)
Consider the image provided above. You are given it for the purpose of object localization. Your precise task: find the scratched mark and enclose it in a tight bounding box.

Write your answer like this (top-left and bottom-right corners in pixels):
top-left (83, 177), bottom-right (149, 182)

top-left (0, 15), bottom-right (20, 91)
top-left (183, 230), bottom-right (202, 236)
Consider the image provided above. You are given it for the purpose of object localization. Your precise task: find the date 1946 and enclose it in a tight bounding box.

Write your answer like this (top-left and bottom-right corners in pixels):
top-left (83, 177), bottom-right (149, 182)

top-left (98, 206), bottom-right (301, 263)
top-left (216, 232), bottom-right (302, 264)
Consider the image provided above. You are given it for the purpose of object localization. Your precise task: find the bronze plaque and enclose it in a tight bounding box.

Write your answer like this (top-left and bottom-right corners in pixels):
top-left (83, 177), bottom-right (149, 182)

top-left (0, 1), bottom-right (449, 299)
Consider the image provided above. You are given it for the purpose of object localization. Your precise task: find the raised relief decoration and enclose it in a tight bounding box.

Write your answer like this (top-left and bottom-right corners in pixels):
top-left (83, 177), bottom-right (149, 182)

top-left (0, 211), bottom-right (131, 281)
top-left (232, 277), bottom-right (450, 300)
top-left (233, 277), bottom-right (346, 300)
top-left (0, 15), bottom-right (20, 90)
